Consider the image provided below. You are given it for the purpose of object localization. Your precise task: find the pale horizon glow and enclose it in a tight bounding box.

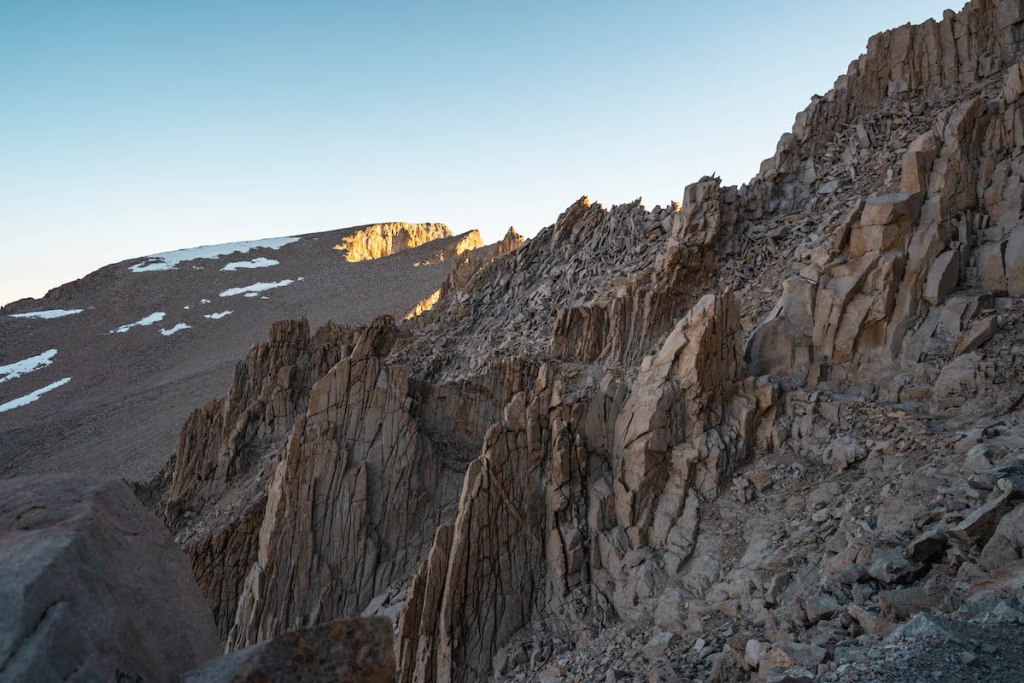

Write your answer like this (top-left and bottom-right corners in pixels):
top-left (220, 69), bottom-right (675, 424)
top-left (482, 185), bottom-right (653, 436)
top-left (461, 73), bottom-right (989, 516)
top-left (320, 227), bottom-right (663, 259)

top-left (0, 1), bottom-right (954, 306)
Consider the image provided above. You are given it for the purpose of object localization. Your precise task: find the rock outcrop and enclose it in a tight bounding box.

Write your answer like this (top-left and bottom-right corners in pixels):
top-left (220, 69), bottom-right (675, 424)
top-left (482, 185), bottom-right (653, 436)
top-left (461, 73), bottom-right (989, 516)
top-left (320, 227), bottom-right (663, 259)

top-left (146, 2), bottom-right (1024, 681)
top-left (0, 475), bottom-right (219, 682)
top-left (335, 222), bottom-right (457, 262)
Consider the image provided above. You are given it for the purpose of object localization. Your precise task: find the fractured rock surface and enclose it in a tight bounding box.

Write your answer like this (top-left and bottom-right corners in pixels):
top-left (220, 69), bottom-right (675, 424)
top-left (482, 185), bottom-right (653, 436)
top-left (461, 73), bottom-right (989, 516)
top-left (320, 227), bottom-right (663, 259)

top-left (139, 1), bottom-right (1024, 681)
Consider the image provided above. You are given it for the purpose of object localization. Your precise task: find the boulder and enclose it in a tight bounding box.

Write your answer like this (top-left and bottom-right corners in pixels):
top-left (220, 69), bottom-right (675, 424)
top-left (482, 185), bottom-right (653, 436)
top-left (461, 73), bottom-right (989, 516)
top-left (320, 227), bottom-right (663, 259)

top-left (904, 527), bottom-right (948, 563)
top-left (849, 605), bottom-right (898, 637)
top-left (0, 475), bottom-right (219, 683)
top-left (860, 192), bottom-right (923, 228)
top-left (953, 315), bottom-right (999, 357)
top-left (923, 250), bottom-right (960, 305)
top-left (824, 435), bottom-right (867, 471)
top-left (182, 618), bottom-right (395, 682)
top-left (978, 241), bottom-right (1007, 292)
top-left (979, 505), bottom-right (1024, 570)
top-left (949, 490), bottom-right (1024, 546)
top-left (1006, 227), bottom-right (1024, 296)
top-left (900, 132), bottom-right (938, 195)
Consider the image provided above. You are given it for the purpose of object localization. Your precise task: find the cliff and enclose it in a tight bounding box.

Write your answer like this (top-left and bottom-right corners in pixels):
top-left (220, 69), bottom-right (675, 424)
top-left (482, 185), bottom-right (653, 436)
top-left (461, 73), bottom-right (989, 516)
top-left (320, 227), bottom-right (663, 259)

top-left (154, 2), bottom-right (1024, 680)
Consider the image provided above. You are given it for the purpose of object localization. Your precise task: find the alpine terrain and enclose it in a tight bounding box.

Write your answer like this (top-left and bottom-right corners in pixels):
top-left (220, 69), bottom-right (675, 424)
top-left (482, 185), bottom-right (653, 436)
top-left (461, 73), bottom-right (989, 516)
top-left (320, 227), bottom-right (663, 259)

top-left (4, 1), bottom-right (1024, 682)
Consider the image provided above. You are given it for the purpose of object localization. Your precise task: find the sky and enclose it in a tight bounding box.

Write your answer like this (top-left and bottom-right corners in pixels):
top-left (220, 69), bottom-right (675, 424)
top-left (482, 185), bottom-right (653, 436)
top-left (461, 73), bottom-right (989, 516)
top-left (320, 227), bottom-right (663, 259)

top-left (0, 1), bottom-right (954, 306)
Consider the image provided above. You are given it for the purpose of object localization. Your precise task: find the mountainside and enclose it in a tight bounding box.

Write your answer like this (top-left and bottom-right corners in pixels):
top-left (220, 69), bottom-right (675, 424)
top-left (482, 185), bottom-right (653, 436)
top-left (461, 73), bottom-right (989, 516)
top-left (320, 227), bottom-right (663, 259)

top-left (142, 2), bottom-right (1024, 681)
top-left (0, 222), bottom-right (481, 480)
top-left (7, 1), bottom-right (1024, 681)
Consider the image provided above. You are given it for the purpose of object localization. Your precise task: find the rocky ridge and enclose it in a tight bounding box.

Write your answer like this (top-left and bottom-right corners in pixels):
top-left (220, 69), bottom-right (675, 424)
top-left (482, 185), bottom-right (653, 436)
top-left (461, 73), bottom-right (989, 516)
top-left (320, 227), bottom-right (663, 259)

top-left (151, 1), bottom-right (1024, 681)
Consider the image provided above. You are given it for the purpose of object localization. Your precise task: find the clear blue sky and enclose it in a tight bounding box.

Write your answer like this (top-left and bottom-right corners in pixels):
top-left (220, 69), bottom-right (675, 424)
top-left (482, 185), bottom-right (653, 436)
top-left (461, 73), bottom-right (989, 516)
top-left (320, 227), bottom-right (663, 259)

top-left (0, 1), bottom-right (953, 305)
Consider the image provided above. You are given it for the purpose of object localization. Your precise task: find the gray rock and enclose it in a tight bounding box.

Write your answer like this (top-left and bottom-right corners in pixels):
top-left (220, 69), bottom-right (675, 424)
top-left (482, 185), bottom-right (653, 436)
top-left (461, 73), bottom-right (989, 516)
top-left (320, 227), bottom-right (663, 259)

top-left (950, 490), bottom-right (1024, 546)
top-left (904, 527), bottom-right (948, 563)
top-left (804, 593), bottom-right (844, 623)
top-left (642, 631), bottom-right (677, 661)
top-left (0, 475), bottom-right (219, 683)
top-left (183, 618), bottom-right (395, 683)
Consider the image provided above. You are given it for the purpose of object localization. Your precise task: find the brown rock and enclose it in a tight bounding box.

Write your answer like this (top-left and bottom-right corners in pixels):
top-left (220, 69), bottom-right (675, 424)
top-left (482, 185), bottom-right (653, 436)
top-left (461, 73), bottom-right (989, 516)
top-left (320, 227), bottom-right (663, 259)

top-left (859, 192), bottom-right (923, 228)
top-left (923, 249), bottom-right (960, 305)
top-left (849, 605), bottom-right (898, 638)
top-left (953, 315), bottom-right (999, 356)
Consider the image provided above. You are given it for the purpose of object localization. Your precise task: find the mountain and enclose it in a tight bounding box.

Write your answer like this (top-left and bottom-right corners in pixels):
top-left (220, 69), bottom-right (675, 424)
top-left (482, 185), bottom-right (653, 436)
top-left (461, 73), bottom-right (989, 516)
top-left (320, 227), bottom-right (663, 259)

top-left (0, 222), bottom-right (482, 480)
top-left (5, 0), bottom-right (1024, 681)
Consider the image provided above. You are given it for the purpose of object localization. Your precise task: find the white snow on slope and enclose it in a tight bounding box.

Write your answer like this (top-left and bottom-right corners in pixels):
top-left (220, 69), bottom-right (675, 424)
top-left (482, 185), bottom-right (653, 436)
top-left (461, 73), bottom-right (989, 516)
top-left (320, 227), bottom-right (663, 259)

top-left (9, 309), bottom-right (83, 319)
top-left (219, 280), bottom-right (295, 297)
top-left (0, 377), bottom-right (71, 413)
top-left (160, 323), bottom-right (190, 336)
top-left (0, 349), bottom-right (57, 384)
top-left (204, 311), bottom-right (233, 319)
top-left (200, 299), bottom-right (211, 304)
top-left (221, 257), bottom-right (279, 271)
top-left (111, 312), bottom-right (166, 334)
top-left (129, 237), bottom-right (299, 273)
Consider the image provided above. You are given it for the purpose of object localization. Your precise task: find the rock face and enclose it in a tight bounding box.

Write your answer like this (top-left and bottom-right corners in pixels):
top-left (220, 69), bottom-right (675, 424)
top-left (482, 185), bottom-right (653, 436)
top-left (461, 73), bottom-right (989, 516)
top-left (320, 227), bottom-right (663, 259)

top-left (147, 1), bottom-right (1024, 682)
top-left (335, 222), bottom-right (462, 262)
top-left (183, 618), bottom-right (395, 683)
top-left (0, 475), bottom-right (219, 682)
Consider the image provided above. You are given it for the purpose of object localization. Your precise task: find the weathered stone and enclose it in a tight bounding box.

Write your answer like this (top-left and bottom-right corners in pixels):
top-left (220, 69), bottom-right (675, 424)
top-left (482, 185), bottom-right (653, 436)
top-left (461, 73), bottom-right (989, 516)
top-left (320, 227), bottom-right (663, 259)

top-left (953, 315), bottom-right (999, 356)
top-left (803, 592), bottom-right (843, 623)
top-left (978, 241), bottom-right (1008, 292)
top-left (950, 491), bottom-right (1024, 546)
top-left (824, 435), bottom-right (867, 471)
top-left (759, 641), bottom-right (826, 674)
top-left (923, 250), bottom-right (960, 305)
top-left (860, 192), bottom-right (923, 228)
top-left (642, 631), bottom-right (678, 661)
top-left (745, 639), bottom-right (769, 669)
top-left (335, 222), bottom-right (456, 262)
top-left (904, 527), bottom-right (949, 564)
top-left (979, 505), bottom-right (1024, 570)
top-left (1006, 227), bottom-right (1024, 296)
top-left (0, 475), bottom-right (219, 683)
top-left (182, 618), bottom-right (395, 683)
top-left (849, 605), bottom-right (898, 637)
top-left (878, 584), bottom-right (957, 620)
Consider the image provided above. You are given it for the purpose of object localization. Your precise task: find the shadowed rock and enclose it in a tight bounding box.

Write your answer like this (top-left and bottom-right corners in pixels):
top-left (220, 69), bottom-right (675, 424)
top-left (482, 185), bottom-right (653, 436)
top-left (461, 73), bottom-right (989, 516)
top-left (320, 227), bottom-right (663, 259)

top-left (0, 475), bottom-right (219, 682)
top-left (183, 617), bottom-right (395, 683)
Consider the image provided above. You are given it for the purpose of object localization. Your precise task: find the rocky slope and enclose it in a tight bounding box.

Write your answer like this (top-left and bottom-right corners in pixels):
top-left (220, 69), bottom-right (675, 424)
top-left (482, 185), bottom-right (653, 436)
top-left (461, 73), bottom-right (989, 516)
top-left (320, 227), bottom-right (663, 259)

top-left (0, 222), bottom-right (479, 480)
top-left (148, 1), bottom-right (1024, 681)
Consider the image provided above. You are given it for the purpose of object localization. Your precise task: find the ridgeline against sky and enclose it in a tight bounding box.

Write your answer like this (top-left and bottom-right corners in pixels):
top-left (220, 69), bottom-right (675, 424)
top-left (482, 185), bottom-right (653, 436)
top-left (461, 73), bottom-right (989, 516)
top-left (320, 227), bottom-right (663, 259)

top-left (0, 1), bottom-right (949, 305)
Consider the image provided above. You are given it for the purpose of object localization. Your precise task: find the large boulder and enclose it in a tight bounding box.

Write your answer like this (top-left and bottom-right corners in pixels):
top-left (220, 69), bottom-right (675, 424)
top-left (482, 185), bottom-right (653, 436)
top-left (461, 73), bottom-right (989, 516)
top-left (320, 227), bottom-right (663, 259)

top-left (183, 618), bottom-right (395, 682)
top-left (0, 475), bottom-right (219, 682)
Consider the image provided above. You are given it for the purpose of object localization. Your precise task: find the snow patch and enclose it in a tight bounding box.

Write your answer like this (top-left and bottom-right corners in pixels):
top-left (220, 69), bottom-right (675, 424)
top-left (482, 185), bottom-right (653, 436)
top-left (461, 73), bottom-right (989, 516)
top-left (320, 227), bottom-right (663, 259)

top-left (0, 349), bottom-right (58, 384)
top-left (9, 309), bottom-right (83, 320)
top-left (111, 312), bottom-right (166, 334)
top-left (204, 310), bottom-right (233, 320)
top-left (160, 323), bottom-right (191, 336)
top-left (221, 257), bottom-right (279, 271)
top-left (0, 377), bottom-right (71, 413)
top-left (219, 280), bottom-right (295, 298)
top-left (129, 237), bottom-right (299, 272)
top-left (200, 299), bottom-right (211, 304)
